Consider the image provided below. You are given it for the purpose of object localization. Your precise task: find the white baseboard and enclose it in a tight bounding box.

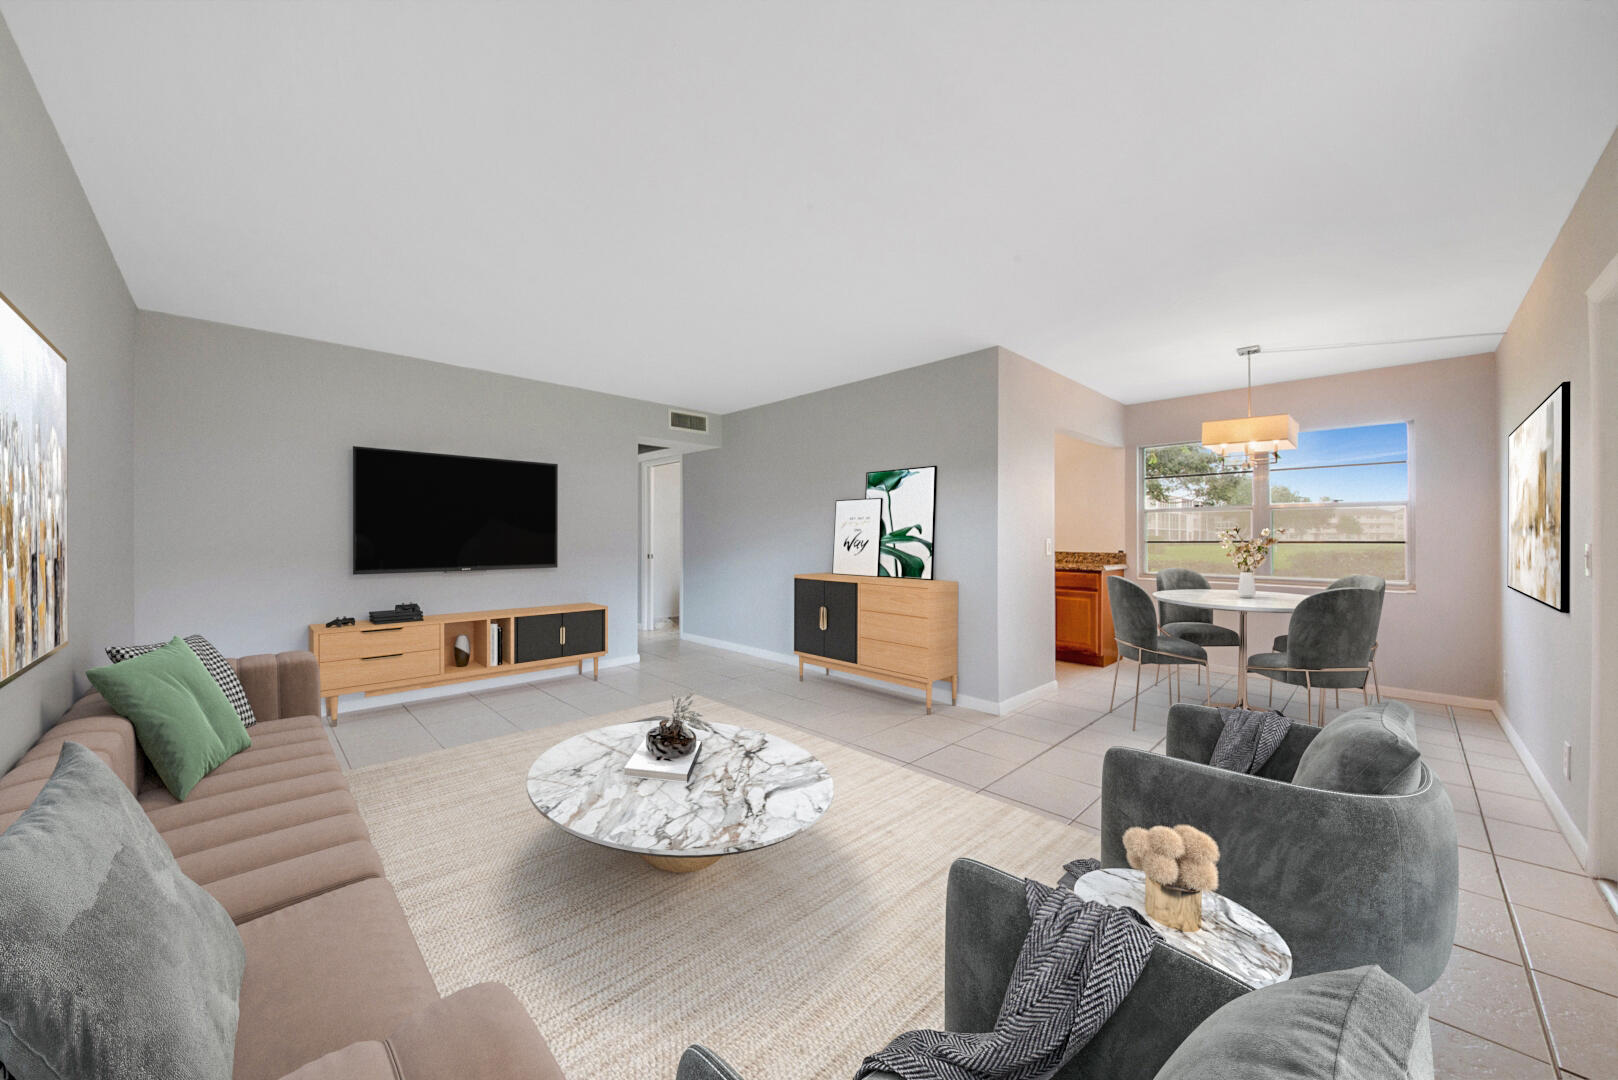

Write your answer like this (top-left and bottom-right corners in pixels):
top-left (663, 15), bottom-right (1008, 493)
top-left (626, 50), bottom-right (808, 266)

top-left (335, 654), bottom-right (640, 716)
top-left (1199, 662), bottom-right (1497, 711)
top-left (680, 630), bottom-right (1030, 715)
top-left (678, 631), bottom-right (795, 666)
top-left (1492, 702), bottom-right (1590, 868)
top-left (993, 680), bottom-right (1060, 717)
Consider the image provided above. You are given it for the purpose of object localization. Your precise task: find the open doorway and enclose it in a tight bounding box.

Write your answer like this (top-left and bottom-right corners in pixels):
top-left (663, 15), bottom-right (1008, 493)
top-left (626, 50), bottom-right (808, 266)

top-left (639, 447), bottom-right (684, 632)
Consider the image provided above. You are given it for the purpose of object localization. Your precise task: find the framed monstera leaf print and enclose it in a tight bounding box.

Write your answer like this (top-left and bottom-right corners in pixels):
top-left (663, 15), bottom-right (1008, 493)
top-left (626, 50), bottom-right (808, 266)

top-left (865, 466), bottom-right (936, 579)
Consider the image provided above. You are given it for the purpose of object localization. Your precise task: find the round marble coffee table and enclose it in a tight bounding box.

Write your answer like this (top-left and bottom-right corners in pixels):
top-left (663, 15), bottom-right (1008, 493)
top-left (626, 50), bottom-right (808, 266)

top-left (525, 719), bottom-right (833, 872)
top-left (1071, 867), bottom-right (1291, 987)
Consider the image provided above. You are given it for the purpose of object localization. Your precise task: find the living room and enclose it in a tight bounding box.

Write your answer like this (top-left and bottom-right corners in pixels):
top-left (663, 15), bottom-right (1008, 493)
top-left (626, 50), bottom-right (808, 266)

top-left (1, 4), bottom-right (1615, 1079)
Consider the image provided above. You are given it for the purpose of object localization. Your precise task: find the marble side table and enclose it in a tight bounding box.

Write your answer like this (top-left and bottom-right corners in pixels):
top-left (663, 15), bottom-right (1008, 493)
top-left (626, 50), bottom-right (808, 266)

top-left (527, 719), bottom-right (833, 872)
top-left (1071, 867), bottom-right (1291, 987)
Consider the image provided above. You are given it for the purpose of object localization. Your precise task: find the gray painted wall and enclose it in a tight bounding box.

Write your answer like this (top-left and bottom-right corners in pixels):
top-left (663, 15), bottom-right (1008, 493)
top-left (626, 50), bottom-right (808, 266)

top-left (131, 312), bottom-right (717, 711)
top-left (0, 13), bottom-right (137, 771)
top-left (1122, 353), bottom-right (1501, 701)
top-left (682, 350), bottom-right (1002, 702)
top-left (1495, 125), bottom-right (1618, 838)
top-left (996, 349), bottom-right (1126, 702)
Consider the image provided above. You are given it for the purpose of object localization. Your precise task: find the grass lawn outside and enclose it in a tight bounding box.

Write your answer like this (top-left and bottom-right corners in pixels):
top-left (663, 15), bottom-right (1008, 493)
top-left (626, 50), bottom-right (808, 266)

top-left (1144, 542), bottom-right (1406, 582)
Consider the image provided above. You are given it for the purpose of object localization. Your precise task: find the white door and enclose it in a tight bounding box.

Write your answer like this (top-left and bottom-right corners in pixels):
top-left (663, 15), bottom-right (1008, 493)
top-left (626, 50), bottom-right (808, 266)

top-left (645, 461), bottom-right (683, 630)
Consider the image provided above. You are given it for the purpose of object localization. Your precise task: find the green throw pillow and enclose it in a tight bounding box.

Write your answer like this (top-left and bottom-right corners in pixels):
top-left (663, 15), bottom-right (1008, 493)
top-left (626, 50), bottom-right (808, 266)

top-left (0, 741), bottom-right (245, 1080)
top-left (86, 636), bottom-right (250, 800)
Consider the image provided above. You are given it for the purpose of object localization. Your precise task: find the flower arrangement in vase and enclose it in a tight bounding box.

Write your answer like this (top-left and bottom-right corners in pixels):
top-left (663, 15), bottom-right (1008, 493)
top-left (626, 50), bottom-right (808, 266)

top-left (1123, 824), bottom-right (1221, 931)
top-left (1218, 526), bottom-right (1284, 597)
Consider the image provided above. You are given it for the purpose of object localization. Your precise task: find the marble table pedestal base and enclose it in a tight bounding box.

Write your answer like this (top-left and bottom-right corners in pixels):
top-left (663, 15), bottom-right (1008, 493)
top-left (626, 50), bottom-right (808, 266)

top-left (641, 853), bottom-right (721, 873)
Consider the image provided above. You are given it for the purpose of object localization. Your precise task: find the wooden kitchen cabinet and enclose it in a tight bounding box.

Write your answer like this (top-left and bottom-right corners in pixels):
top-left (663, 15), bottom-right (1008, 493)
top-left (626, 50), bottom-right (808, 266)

top-left (1055, 568), bottom-right (1123, 666)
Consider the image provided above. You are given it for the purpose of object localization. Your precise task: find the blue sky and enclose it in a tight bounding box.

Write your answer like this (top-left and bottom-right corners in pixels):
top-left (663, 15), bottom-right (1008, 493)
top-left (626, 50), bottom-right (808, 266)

top-left (1271, 423), bottom-right (1408, 503)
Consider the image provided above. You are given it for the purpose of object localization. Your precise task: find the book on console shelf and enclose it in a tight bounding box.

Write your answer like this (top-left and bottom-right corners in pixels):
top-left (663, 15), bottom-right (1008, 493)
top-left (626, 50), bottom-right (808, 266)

top-left (624, 740), bottom-right (701, 782)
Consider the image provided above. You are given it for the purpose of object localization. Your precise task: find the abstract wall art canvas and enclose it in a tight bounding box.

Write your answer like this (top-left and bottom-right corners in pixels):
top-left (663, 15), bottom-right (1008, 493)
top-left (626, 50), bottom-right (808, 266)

top-left (0, 291), bottom-right (67, 685)
top-left (832, 498), bottom-right (882, 577)
top-left (866, 466), bottom-right (936, 579)
top-left (1507, 381), bottom-right (1569, 612)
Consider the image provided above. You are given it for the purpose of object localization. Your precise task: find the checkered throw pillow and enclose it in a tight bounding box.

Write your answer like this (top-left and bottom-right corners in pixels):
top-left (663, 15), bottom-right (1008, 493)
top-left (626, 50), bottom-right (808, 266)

top-left (105, 635), bottom-right (257, 727)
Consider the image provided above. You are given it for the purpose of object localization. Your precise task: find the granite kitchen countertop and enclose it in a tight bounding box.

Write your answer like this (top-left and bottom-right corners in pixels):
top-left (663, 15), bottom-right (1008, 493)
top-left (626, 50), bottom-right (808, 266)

top-left (1055, 550), bottom-right (1128, 571)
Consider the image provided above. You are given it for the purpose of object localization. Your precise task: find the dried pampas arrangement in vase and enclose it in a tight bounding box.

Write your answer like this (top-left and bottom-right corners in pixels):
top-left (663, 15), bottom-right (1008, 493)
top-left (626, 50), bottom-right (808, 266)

top-left (1122, 824), bottom-right (1220, 931)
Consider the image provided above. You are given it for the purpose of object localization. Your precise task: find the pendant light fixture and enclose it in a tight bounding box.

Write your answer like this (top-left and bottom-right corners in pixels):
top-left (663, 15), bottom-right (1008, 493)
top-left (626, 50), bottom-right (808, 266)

top-left (1201, 345), bottom-right (1298, 465)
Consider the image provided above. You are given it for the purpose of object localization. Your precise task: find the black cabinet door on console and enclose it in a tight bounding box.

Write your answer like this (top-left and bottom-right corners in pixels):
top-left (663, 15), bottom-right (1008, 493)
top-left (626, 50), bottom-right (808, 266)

top-left (821, 581), bottom-right (858, 663)
top-left (515, 613), bottom-right (564, 663)
top-left (561, 610), bottom-right (605, 656)
top-left (794, 579), bottom-right (825, 657)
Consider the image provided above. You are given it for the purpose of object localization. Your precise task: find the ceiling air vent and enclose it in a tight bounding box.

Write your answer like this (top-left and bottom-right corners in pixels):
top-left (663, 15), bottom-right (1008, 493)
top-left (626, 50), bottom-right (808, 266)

top-left (669, 410), bottom-right (708, 433)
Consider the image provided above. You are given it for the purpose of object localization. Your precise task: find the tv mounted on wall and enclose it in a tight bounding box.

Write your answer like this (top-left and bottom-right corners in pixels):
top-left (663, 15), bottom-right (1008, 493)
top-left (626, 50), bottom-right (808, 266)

top-left (353, 446), bottom-right (558, 573)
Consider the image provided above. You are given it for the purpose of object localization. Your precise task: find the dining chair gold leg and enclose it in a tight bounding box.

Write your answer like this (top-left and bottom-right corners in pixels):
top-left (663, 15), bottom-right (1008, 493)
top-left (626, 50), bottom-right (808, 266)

top-left (1110, 655), bottom-right (1122, 712)
top-left (1335, 689), bottom-right (1340, 709)
top-left (1371, 659), bottom-right (1382, 702)
top-left (1363, 685), bottom-right (1371, 705)
top-left (1268, 678), bottom-right (1274, 707)
top-left (1132, 660), bottom-right (1143, 730)
top-left (1201, 661), bottom-right (1212, 705)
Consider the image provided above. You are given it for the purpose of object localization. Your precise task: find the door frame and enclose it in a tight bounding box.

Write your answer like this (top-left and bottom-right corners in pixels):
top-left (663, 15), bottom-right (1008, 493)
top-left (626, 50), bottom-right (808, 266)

top-left (638, 450), bottom-right (684, 632)
top-left (1584, 252), bottom-right (1618, 878)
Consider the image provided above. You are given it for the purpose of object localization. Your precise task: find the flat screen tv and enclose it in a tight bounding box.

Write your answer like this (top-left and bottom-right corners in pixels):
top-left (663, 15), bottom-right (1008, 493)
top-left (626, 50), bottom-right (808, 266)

top-left (353, 446), bottom-right (558, 573)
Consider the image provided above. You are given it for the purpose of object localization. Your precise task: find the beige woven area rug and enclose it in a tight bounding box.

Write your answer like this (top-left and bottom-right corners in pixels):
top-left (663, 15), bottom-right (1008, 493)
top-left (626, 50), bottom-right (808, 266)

top-left (346, 698), bottom-right (1097, 1080)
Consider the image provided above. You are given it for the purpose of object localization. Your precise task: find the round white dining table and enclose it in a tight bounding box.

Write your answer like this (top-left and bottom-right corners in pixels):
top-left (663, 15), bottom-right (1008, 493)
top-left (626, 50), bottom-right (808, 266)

top-left (1152, 588), bottom-right (1310, 708)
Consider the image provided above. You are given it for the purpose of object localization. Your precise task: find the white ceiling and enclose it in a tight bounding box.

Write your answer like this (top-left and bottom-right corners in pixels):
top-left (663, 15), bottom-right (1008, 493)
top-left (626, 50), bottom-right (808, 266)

top-left (5, 2), bottom-right (1618, 411)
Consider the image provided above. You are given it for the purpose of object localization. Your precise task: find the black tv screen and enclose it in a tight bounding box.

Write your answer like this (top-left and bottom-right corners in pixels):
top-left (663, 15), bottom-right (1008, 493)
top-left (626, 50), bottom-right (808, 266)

top-left (353, 446), bottom-right (558, 573)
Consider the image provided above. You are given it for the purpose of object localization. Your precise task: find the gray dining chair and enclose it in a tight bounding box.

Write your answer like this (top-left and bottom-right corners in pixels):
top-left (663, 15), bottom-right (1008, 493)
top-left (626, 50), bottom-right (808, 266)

top-left (1247, 587), bottom-right (1383, 725)
top-left (1107, 575), bottom-right (1210, 729)
top-left (1272, 574), bottom-right (1387, 703)
top-left (1154, 568), bottom-right (1241, 687)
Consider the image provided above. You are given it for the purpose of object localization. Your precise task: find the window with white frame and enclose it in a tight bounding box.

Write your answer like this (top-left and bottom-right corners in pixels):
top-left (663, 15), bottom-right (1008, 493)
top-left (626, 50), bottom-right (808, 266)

top-left (1142, 422), bottom-right (1409, 583)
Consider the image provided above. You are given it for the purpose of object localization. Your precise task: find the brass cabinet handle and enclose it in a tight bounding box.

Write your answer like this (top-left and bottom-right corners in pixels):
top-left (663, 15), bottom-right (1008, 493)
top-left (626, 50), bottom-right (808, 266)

top-left (819, 605), bottom-right (827, 631)
top-left (560, 626), bottom-right (567, 646)
top-left (361, 653), bottom-right (403, 661)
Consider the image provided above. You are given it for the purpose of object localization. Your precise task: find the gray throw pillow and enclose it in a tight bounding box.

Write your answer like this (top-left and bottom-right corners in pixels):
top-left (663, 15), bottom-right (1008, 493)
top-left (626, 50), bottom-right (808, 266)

top-left (0, 742), bottom-right (245, 1080)
top-left (1154, 966), bottom-right (1432, 1080)
top-left (1291, 702), bottom-right (1423, 795)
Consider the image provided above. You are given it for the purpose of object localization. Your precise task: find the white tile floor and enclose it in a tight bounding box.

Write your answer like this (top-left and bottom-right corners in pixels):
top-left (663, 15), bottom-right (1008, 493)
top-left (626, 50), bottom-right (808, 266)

top-left (328, 631), bottom-right (1617, 1079)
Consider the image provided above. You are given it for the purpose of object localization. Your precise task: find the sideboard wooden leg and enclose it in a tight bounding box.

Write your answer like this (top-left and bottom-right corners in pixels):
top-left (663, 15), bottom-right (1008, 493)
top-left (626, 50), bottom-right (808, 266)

top-left (798, 656), bottom-right (804, 681)
top-left (593, 656), bottom-right (599, 680)
top-left (951, 676), bottom-right (958, 705)
top-left (926, 684), bottom-right (934, 714)
top-left (326, 696), bottom-right (339, 726)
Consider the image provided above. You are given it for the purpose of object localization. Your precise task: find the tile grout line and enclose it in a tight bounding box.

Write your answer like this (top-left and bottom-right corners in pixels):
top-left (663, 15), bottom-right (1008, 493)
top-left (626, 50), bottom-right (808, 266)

top-left (1451, 703), bottom-right (1565, 1076)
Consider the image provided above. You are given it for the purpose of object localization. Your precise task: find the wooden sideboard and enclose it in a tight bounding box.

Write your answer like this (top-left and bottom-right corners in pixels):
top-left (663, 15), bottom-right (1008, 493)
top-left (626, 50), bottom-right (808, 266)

top-left (308, 603), bottom-right (606, 723)
top-left (793, 573), bottom-right (958, 712)
top-left (1055, 568), bottom-right (1123, 666)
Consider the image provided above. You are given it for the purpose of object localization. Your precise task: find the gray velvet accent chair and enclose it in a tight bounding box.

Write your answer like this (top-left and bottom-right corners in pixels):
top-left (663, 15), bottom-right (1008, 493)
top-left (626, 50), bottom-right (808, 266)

top-left (1273, 574), bottom-right (1388, 705)
top-left (1100, 701), bottom-right (1458, 993)
top-left (1246, 585), bottom-right (1383, 725)
top-left (678, 858), bottom-right (1434, 1080)
top-left (1108, 575), bottom-right (1211, 729)
top-left (1155, 567), bottom-right (1243, 654)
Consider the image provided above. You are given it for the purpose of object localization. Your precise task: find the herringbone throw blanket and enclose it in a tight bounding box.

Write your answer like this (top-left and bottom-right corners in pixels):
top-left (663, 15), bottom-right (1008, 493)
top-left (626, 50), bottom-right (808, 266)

top-left (1209, 707), bottom-right (1291, 774)
top-left (854, 860), bottom-right (1158, 1080)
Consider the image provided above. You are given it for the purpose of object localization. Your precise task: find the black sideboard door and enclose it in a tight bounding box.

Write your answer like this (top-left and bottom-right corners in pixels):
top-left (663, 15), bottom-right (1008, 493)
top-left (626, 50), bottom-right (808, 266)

top-left (821, 581), bottom-right (859, 663)
top-left (794, 578), bottom-right (825, 657)
top-left (515, 613), bottom-right (564, 663)
top-left (561, 609), bottom-right (606, 656)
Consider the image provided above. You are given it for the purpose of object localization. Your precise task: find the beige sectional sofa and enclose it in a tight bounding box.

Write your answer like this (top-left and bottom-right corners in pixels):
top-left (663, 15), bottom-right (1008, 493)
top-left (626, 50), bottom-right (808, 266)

top-left (0, 650), bottom-right (562, 1080)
